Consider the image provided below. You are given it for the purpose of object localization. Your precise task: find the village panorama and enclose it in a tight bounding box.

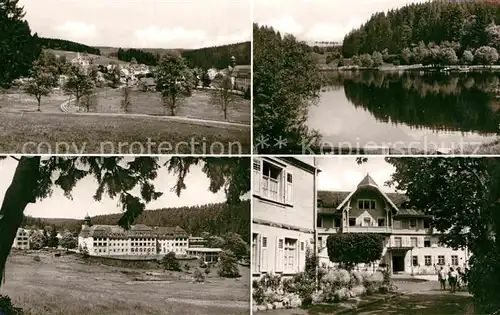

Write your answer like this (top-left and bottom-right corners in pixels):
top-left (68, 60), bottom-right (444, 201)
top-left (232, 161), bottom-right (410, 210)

top-left (0, 156), bottom-right (251, 315)
top-left (0, 0), bottom-right (251, 154)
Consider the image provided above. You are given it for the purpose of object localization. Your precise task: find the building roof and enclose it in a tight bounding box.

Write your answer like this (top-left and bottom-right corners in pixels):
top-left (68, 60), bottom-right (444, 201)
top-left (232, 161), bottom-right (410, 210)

top-left (79, 224), bottom-right (188, 239)
top-left (186, 248), bottom-right (223, 253)
top-left (317, 175), bottom-right (427, 217)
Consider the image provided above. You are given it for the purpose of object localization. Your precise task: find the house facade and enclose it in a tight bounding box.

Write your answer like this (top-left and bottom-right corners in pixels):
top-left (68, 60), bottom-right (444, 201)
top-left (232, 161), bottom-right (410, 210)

top-left (317, 174), bottom-right (469, 275)
top-left (252, 157), bottom-right (319, 277)
top-left (78, 215), bottom-right (189, 258)
top-left (13, 228), bottom-right (30, 249)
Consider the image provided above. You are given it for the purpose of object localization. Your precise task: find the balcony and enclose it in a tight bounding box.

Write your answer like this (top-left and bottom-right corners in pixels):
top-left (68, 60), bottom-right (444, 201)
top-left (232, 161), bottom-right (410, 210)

top-left (392, 228), bottom-right (432, 235)
top-left (317, 227), bottom-right (340, 234)
top-left (344, 226), bottom-right (393, 233)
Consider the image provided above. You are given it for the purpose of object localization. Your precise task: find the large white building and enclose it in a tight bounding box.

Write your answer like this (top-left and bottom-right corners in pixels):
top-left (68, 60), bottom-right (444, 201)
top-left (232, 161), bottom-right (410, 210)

top-left (13, 228), bottom-right (30, 249)
top-left (78, 215), bottom-right (189, 258)
top-left (252, 157), bottom-right (320, 277)
top-left (317, 174), bottom-right (469, 275)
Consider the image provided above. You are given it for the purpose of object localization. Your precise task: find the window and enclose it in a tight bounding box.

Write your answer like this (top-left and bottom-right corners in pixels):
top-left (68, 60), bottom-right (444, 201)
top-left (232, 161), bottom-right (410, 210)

top-left (378, 218), bottom-right (386, 227)
top-left (284, 238), bottom-right (297, 273)
top-left (358, 199), bottom-right (376, 210)
top-left (438, 255), bottom-right (445, 265)
top-left (425, 256), bottom-right (431, 266)
top-left (317, 217), bottom-right (322, 227)
top-left (412, 256), bottom-right (418, 266)
top-left (262, 161), bottom-right (282, 202)
top-left (410, 237), bottom-right (417, 247)
top-left (424, 240), bottom-right (431, 247)
top-left (349, 218), bottom-right (356, 226)
top-left (423, 219), bottom-right (430, 229)
top-left (300, 242), bottom-right (304, 251)
top-left (409, 219), bottom-right (417, 228)
top-left (394, 237), bottom-right (402, 247)
top-left (451, 255), bottom-right (458, 265)
top-left (318, 237), bottom-right (322, 248)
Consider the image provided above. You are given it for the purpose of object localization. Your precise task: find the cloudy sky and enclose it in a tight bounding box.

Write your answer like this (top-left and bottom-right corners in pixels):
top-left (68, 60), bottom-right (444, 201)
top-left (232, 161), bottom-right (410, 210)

top-left (316, 156), bottom-right (396, 192)
top-left (255, 0), bottom-right (426, 42)
top-left (0, 157), bottom-right (234, 219)
top-left (20, 0), bottom-right (250, 49)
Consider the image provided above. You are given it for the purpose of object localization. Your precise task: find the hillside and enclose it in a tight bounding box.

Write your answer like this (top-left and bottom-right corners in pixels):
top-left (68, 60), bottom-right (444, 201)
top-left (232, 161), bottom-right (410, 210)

top-left (22, 201), bottom-right (250, 242)
top-left (342, 0), bottom-right (500, 57)
top-left (39, 37), bottom-right (101, 55)
top-left (98, 42), bottom-right (251, 69)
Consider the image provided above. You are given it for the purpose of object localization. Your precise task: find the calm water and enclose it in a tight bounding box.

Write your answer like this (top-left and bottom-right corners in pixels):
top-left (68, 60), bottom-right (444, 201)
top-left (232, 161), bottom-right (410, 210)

top-left (308, 71), bottom-right (500, 152)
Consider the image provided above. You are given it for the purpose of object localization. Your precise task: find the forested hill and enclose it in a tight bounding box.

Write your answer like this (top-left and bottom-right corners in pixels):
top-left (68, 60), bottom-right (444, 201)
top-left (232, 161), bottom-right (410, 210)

top-left (22, 201), bottom-right (250, 242)
top-left (342, 0), bottom-right (500, 57)
top-left (181, 41), bottom-right (251, 69)
top-left (39, 37), bottom-right (101, 55)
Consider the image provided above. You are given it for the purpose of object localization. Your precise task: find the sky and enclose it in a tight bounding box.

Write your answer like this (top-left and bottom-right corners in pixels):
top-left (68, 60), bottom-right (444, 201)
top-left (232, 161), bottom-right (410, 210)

top-left (0, 157), bottom-right (234, 219)
top-left (316, 156), bottom-right (397, 193)
top-left (254, 0), bottom-right (426, 42)
top-left (19, 0), bottom-right (251, 49)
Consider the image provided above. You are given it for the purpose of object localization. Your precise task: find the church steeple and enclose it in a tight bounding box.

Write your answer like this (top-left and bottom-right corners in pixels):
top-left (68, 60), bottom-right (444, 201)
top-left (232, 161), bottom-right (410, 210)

top-left (84, 213), bottom-right (92, 227)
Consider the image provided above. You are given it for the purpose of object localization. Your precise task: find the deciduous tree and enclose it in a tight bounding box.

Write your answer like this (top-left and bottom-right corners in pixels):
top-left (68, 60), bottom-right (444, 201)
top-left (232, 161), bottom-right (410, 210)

top-left (327, 233), bottom-right (384, 270)
top-left (253, 24), bottom-right (322, 153)
top-left (155, 54), bottom-right (192, 116)
top-left (211, 75), bottom-right (234, 120)
top-left (63, 64), bottom-right (94, 110)
top-left (23, 61), bottom-right (58, 111)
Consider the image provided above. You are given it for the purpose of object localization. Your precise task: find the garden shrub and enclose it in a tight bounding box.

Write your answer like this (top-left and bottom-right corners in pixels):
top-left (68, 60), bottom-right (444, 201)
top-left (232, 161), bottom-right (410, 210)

top-left (193, 268), bottom-right (205, 283)
top-left (252, 280), bottom-right (266, 304)
top-left (0, 295), bottom-right (23, 315)
top-left (327, 234), bottom-right (384, 270)
top-left (33, 255), bottom-right (40, 262)
top-left (161, 252), bottom-right (181, 271)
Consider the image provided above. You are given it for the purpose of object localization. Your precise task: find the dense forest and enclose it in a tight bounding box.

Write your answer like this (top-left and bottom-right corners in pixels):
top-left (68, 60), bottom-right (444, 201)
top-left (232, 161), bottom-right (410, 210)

top-left (116, 48), bottom-right (158, 65)
top-left (39, 37), bottom-right (101, 55)
top-left (22, 201), bottom-right (250, 242)
top-left (342, 0), bottom-right (500, 58)
top-left (115, 42), bottom-right (251, 69)
top-left (182, 41), bottom-right (251, 69)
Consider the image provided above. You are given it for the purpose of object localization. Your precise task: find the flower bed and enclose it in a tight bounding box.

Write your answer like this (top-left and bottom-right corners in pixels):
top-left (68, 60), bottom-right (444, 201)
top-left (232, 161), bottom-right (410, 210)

top-left (252, 268), bottom-right (394, 312)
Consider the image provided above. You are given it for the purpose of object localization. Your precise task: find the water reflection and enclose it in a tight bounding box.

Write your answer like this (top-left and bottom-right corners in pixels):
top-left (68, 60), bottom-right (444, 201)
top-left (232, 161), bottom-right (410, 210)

top-left (308, 71), bottom-right (500, 151)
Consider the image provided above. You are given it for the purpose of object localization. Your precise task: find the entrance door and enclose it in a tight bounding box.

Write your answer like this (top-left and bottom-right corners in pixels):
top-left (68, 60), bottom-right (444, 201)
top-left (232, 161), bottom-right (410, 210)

top-left (392, 255), bottom-right (405, 273)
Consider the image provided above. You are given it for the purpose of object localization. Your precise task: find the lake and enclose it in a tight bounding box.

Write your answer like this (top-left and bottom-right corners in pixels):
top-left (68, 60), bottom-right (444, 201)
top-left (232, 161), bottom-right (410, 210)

top-left (308, 70), bottom-right (500, 153)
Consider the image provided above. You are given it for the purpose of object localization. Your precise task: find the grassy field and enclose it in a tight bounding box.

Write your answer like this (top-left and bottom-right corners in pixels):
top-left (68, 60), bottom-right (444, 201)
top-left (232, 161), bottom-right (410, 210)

top-left (96, 89), bottom-right (251, 124)
top-left (3, 251), bottom-right (250, 315)
top-left (0, 111), bottom-right (250, 154)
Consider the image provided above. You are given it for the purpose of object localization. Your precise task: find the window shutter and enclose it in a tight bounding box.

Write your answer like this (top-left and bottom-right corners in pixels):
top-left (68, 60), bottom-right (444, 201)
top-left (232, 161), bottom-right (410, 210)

top-left (286, 171), bottom-right (293, 205)
top-left (253, 159), bottom-right (262, 195)
top-left (260, 236), bottom-right (268, 272)
top-left (276, 237), bottom-right (284, 272)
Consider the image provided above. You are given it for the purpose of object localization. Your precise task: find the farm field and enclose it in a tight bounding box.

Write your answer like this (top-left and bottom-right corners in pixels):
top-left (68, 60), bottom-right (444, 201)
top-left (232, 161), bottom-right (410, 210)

top-left (3, 251), bottom-right (250, 315)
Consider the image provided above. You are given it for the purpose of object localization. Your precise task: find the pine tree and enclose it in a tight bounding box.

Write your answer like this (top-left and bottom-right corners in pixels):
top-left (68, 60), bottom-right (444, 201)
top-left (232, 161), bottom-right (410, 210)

top-left (0, 0), bottom-right (41, 87)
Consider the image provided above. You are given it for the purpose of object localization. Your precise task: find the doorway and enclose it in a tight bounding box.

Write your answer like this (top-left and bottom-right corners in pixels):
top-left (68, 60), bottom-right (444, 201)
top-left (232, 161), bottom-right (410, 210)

top-left (392, 255), bottom-right (405, 273)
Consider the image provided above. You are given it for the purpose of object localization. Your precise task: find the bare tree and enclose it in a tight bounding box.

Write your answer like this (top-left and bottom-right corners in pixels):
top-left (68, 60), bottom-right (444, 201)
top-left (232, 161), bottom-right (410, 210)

top-left (121, 86), bottom-right (132, 112)
top-left (211, 75), bottom-right (234, 120)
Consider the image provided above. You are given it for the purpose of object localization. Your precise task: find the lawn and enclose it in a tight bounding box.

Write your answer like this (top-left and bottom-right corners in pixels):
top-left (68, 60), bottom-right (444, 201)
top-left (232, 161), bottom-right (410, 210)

top-left (92, 89), bottom-right (251, 124)
top-left (2, 251), bottom-right (250, 315)
top-left (0, 112), bottom-right (250, 154)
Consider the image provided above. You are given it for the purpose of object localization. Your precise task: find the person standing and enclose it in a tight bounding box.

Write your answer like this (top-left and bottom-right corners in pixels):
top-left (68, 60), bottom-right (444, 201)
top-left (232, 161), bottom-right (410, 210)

top-left (449, 267), bottom-right (458, 293)
top-left (438, 266), bottom-right (447, 291)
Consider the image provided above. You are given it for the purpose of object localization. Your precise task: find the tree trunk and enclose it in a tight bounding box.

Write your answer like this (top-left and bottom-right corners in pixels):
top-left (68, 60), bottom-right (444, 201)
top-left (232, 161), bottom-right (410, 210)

top-left (37, 97), bottom-right (41, 112)
top-left (0, 156), bottom-right (41, 288)
top-left (171, 95), bottom-right (176, 116)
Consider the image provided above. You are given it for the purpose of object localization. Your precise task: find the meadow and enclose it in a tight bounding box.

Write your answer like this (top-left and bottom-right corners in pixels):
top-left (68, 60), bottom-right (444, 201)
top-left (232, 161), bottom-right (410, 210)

top-left (3, 250), bottom-right (250, 315)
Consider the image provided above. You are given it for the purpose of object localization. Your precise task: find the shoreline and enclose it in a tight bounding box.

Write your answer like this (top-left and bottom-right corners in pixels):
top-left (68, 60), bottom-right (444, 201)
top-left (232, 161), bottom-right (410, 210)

top-left (319, 65), bottom-right (500, 72)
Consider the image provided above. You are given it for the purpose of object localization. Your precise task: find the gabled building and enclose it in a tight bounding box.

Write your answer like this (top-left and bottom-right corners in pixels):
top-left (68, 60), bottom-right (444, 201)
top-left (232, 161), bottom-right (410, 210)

top-left (252, 157), bottom-right (320, 277)
top-left (13, 228), bottom-right (30, 249)
top-left (317, 174), bottom-right (469, 275)
top-left (78, 215), bottom-right (189, 258)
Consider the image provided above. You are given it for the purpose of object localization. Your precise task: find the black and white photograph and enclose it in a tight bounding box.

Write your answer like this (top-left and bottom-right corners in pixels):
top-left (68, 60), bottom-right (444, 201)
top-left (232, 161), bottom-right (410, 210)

top-left (253, 0), bottom-right (500, 154)
top-left (0, 0), bottom-right (251, 154)
top-left (252, 156), bottom-right (499, 314)
top-left (0, 156), bottom-right (250, 315)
